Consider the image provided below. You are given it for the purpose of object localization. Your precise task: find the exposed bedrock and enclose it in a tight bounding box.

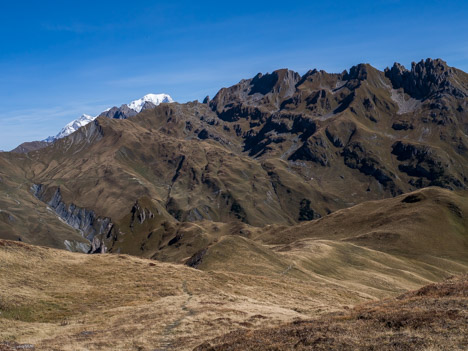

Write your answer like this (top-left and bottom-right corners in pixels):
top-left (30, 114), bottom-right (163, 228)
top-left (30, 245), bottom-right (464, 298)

top-left (391, 141), bottom-right (465, 189)
top-left (31, 184), bottom-right (112, 253)
top-left (385, 58), bottom-right (467, 100)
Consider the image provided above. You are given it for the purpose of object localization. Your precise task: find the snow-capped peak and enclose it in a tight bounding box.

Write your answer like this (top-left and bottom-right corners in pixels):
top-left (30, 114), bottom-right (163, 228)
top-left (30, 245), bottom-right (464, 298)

top-left (44, 93), bottom-right (174, 142)
top-left (127, 93), bottom-right (173, 113)
top-left (54, 114), bottom-right (97, 140)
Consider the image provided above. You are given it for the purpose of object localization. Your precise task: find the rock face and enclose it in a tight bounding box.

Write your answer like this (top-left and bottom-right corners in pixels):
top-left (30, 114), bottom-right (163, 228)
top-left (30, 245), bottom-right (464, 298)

top-left (391, 141), bottom-right (463, 189)
top-left (32, 184), bottom-right (113, 253)
top-left (98, 105), bottom-right (138, 119)
top-left (384, 58), bottom-right (467, 100)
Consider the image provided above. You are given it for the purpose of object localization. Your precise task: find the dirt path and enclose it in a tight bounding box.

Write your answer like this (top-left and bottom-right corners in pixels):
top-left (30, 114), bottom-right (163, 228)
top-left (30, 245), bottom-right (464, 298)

top-left (156, 280), bottom-right (194, 351)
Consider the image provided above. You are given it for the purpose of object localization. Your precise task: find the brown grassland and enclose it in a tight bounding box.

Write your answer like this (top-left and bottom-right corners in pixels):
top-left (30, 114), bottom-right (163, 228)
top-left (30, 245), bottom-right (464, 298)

top-left (195, 275), bottom-right (468, 351)
top-left (0, 187), bottom-right (467, 350)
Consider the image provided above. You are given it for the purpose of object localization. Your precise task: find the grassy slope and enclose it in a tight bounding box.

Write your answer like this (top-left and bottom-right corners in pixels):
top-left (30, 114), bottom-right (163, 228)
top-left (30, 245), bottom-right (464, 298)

top-left (186, 187), bottom-right (468, 297)
top-left (1, 187), bottom-right (467, 350)
top-left (0, 240), bottom-right (372, 351)
top-left (0, 153), bottom-right (87, 250)
top-left (195, 275), bottom-right (468, 351)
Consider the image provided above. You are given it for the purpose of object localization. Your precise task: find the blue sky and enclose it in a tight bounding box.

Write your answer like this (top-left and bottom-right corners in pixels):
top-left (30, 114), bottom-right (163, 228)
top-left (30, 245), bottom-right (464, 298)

top-left (0, 0), bottom-right (467, 150)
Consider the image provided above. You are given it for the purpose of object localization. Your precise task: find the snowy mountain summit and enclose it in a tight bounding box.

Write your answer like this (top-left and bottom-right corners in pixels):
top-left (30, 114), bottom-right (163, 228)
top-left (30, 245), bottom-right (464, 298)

top-left (45, 114), bottom-right (95, 142)
top-left (45, 93), bottom-right (173, 142)
top-left (127, 94), bottom-right (173, 113)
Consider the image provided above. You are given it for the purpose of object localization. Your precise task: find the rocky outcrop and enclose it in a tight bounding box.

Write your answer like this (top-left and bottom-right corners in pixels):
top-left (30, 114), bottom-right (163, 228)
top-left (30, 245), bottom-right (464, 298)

top-left (250, 69), bottom-right (301, 98)
top-left (391, 141), bottom-right (464, 189)
top-left (99, 105), bottom-right (138, 119)
top-left (391, 120), bottom-right (413, 130)
top-left (64, 239), bottom-right (91, 253)
top-left (130, 200), bottom-right (155, 229)
top-left (210, 69), bottom-right (301, 115)
top-left (298, 199), bottom-right (321, 221)
top-left (342, 142), bottom-right (395, 189)
top-left (185, 248), bottom-right (208, 268)
top-left (212, 104), bottom-right (270, 123)
top-left (289, 134), bottom-right (331, 166)
top-left (32, 184), bottom-right (112, 253)
top-left (385, 59), bottom-right (467, 100)
top-left (344, 63), bottom-right (369, 82)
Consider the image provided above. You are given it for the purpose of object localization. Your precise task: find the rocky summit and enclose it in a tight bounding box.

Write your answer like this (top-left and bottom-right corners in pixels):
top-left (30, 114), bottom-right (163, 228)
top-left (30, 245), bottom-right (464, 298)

top-left (0, 58), bottom-right (467, 350)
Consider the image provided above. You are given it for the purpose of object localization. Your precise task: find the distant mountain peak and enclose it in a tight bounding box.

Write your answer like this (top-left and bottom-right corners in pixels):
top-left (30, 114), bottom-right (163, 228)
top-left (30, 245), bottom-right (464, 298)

top-left (55, 114), bottom-right (95, 139)
top-left (43, 93), bottom-right (173, 143)
top-left (127, 93), bottom-right (173, 113)
top-left (98, 93), bottom-right (174, 120)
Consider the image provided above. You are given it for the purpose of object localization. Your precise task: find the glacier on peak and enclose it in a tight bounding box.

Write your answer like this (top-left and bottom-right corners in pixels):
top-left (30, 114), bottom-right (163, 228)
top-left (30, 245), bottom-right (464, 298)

top-left (57, 114), bottom-right (95, 138)
top-left (44, 113), bottom-right (96, 142)
top-left (127, 93), bottom-right (174, 113)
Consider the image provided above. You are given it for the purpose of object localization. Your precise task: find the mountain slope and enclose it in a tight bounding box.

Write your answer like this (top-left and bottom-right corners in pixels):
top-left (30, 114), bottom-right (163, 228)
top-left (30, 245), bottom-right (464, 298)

top-left (195, 275), bottom-right (468, 351)
top-left (0, 153), bottom-right (89, 251)
top-left (0, 220), bottom-right (467, 351)
top-left (0, 58), bottom-right (467, 351)
top-left (10, 141), bottom-right (51, 154)
top-left (175, 187), bottom-right (468, 298)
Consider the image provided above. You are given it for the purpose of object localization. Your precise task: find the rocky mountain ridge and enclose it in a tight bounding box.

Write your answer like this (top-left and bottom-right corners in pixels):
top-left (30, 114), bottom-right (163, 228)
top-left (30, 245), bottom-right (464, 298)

top-left (1, 58), bottom-right (467, 258)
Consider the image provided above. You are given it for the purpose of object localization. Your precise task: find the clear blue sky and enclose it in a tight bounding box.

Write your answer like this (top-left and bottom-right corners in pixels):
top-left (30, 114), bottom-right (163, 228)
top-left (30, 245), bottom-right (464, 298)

top-left (0, 0), bottom-right (467, 150)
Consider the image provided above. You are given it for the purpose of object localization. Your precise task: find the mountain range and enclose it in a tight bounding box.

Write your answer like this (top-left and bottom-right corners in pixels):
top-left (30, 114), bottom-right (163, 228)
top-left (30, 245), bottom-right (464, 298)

top-left (0, 58), bottom-right (467, 350)
top-left (11, 93), bottom-right (173, 153)
top-left (3, 58), bottom-right (466, 253)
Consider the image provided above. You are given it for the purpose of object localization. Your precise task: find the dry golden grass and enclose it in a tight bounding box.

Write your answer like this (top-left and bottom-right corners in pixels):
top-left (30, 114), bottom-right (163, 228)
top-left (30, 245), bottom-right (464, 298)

top-left (0, 240), bottom-right (369, 351)
top-left (1, 188), bottom-right (467, 350)
top-left (195, 275), bottom-right (468, 351)
top-left (1, 235), bottom-right (467, 351)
